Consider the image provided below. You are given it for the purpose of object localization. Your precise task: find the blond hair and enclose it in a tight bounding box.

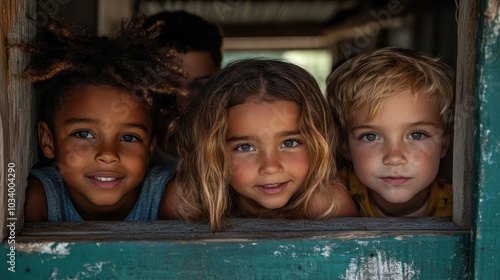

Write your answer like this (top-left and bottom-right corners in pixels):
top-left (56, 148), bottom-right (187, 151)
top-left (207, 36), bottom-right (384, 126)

top-left (327, 47), bottom-right (455, 151)
top-left (174, 59), bottom-right (341, 231)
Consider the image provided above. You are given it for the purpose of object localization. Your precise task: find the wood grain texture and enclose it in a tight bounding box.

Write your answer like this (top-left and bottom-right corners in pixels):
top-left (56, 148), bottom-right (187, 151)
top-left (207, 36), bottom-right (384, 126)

top-left (453, 0), bottom-right (478, 229)
top-left (0, 0), bottom-right (37, 242)
top-left (17, 217), bottom-right (466, 241)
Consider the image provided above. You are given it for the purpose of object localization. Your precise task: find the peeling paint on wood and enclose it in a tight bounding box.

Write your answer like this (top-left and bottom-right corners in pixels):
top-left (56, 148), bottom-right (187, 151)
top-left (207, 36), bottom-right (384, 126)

top-left (471, 0), bottom-right (500, 279)
top-left (15, 242), bottom-right (72, 256)
top-left (0, 219), bottom-right (470, 279)
top-left (1, 234), bottom-right (469, 279)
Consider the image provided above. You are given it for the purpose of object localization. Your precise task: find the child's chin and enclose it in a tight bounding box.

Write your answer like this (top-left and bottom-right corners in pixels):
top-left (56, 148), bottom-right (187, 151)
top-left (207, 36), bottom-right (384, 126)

top-left (89, 197), bottom-right (122, 207)
top-left (381, 194), bottom-right (414, 205)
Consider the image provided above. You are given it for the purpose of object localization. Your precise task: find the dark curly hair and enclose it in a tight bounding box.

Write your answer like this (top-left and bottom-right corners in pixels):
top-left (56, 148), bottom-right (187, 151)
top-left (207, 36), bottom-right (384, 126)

top-left (18, 14), bottom-right (187, 146)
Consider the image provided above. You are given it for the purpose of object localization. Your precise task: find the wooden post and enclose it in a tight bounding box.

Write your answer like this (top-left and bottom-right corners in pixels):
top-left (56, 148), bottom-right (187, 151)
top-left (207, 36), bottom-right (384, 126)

top-left (471, 0), bottom-right (500, 278)
top-left (0, 0), bottom-right (37, 241)
top-left (453, 0), bottom-right (478, 229)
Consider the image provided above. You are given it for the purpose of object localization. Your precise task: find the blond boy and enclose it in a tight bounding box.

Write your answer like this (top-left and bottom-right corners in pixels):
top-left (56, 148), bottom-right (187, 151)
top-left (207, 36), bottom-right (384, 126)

top-left (327, 47), bottom-right (454, 217)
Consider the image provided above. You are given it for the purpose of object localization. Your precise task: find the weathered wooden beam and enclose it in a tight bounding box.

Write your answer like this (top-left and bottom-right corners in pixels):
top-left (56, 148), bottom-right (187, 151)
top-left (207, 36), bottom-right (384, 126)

top-left (16, 217), bottom-right (466, 241)
top-left (1, 218), bottom-right (469, 279)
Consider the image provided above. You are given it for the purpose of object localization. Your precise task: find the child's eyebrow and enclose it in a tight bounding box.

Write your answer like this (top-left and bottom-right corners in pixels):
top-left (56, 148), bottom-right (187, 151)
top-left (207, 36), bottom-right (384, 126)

top-left (63, 117), bottom-right (96, 126)
top-left (63, 118), bottom-right (149, 133)
top-left (122, 123), bottom-right (149, 133)
top-left (227, 130), bottom-right (301, 142)
top-left (351, 121), bottom-right (440, 131)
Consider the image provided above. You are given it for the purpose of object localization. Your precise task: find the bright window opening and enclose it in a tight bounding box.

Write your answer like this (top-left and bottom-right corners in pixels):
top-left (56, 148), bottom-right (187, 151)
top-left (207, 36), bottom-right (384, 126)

top-left (223, 50), bottom-right (332, 94)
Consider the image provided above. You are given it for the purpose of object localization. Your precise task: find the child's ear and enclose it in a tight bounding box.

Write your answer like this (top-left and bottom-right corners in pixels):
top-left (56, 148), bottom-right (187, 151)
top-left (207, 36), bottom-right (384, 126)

top-left (38, 121), bottom-right (55, 159)
top-left (440, 133), bottom-right (453, 158)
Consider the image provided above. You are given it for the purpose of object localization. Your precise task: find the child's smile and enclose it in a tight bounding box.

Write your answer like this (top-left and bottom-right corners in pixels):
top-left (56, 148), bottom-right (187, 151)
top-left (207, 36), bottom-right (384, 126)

top-left (87, 172), bottom-right (124, 189)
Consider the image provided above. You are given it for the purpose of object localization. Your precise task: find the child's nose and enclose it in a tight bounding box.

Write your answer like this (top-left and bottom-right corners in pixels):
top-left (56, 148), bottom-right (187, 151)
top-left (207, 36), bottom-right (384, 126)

top-left (95, 141), bottom-right (119, 164)
top-left (383, 142), bottom-right (407, 166)
top-left (259, 151), bottom-right (283, 175)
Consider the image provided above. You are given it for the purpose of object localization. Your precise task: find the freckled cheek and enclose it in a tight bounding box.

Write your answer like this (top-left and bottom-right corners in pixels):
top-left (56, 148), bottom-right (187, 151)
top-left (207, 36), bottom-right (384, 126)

top-left (407, 142), bottom-right (441, 165)
top-left (406, 145), bottom-right (441, 179)
top-left (351, 145), bottom-right (379, 163)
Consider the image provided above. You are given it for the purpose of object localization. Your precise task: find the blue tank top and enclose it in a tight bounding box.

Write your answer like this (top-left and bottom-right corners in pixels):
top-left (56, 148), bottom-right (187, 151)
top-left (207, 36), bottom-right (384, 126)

top-left (29, 164), bottom-right (176, 221)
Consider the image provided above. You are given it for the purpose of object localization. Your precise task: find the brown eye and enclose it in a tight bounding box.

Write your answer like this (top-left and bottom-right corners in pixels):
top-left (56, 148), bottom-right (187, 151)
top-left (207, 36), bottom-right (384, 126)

top-left (121, 134), bottom-right (139, 142)
top-left (72, 130), bottom-right (93, 139)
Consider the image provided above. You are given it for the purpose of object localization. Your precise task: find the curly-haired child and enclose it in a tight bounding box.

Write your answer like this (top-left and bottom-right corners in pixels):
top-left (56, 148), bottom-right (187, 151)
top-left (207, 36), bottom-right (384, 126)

top-left (21, 15), bottom-right (186, 222)
top-left (327, 47), bottom-right (454, 217)
top-left (163, 59), bottom-right (359, 231)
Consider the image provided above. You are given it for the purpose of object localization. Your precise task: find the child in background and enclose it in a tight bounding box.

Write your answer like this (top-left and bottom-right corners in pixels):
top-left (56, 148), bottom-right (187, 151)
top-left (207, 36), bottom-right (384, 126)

top-left (144, 10), bottom-right (224, 165)
top-left (144, 10), bottom-right (223, 107)
top-left (163, 59), bottom-right (359, 230)
top-left (22, 15), bottom-right (186, 222)
top-left (327, 47), bottom-right (454, 217)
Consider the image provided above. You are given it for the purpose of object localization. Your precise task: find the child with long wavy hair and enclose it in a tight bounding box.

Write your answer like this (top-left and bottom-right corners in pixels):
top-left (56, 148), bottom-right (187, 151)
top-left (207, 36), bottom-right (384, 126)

top-left (163, 59), bottom-right (359, 230)
top-left (21, 14), bottom-right (187, 222)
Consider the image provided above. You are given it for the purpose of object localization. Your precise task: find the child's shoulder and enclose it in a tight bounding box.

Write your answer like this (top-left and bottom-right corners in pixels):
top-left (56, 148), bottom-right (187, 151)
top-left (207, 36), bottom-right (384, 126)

top-left (434, 178), bottom-right (453, 197)
top-left (29, 163), bottom-right (63, 191)
top-left (310, 181), bottom-right (360, 217)
top-left (426, 178), bottom-right (453, 216)
top-left (24, 177), bottom-right (48, 222)
top-left (147, 164), bottom-right (177, 176)
top-left (143, 164), bottom-right (177, 186)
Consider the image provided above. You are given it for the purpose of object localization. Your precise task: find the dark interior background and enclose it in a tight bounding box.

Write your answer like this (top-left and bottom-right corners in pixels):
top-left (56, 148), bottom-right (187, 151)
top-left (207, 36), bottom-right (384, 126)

top-left (44, 0), bottom-right (458, 180)
top-left (51, 0), bottom-right (457, 65)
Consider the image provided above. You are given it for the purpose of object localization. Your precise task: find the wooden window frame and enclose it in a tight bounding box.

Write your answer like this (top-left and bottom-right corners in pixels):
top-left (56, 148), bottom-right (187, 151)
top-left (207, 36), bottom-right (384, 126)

top-left (2, 1), bottom-right (499, 279)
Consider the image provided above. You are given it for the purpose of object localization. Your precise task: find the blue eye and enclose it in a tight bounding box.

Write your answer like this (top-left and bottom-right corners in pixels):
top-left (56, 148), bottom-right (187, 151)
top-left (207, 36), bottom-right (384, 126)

top-left (360, 133), bottom-right (379, 142)
top-left (73, 130), bottom-right (94, 139)
top-left (121, 134), bottom-right (139, 142)
top-left (281, 140), bottom-right (299, 148)
top-left (235, 144), bottom-right (255, 152)
top-left (408, 132), bottom-right (426, 140)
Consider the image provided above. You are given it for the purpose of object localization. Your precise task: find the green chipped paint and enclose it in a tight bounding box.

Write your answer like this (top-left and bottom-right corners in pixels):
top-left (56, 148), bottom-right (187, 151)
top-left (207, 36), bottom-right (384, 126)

top-left (471, 0), bottom-right (500, 279)
top-left (1, 235), bottom-right (469, 279)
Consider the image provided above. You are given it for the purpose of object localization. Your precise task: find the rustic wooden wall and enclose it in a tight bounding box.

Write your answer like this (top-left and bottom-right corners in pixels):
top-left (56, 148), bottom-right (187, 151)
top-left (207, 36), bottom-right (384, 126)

top-left (0, 0), bottom-right (37, 241)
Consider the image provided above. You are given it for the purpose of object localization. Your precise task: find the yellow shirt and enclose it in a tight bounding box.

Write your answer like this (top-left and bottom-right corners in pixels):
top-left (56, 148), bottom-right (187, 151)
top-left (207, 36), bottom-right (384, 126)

top-left (343, 168), bottom-right (453, 217)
